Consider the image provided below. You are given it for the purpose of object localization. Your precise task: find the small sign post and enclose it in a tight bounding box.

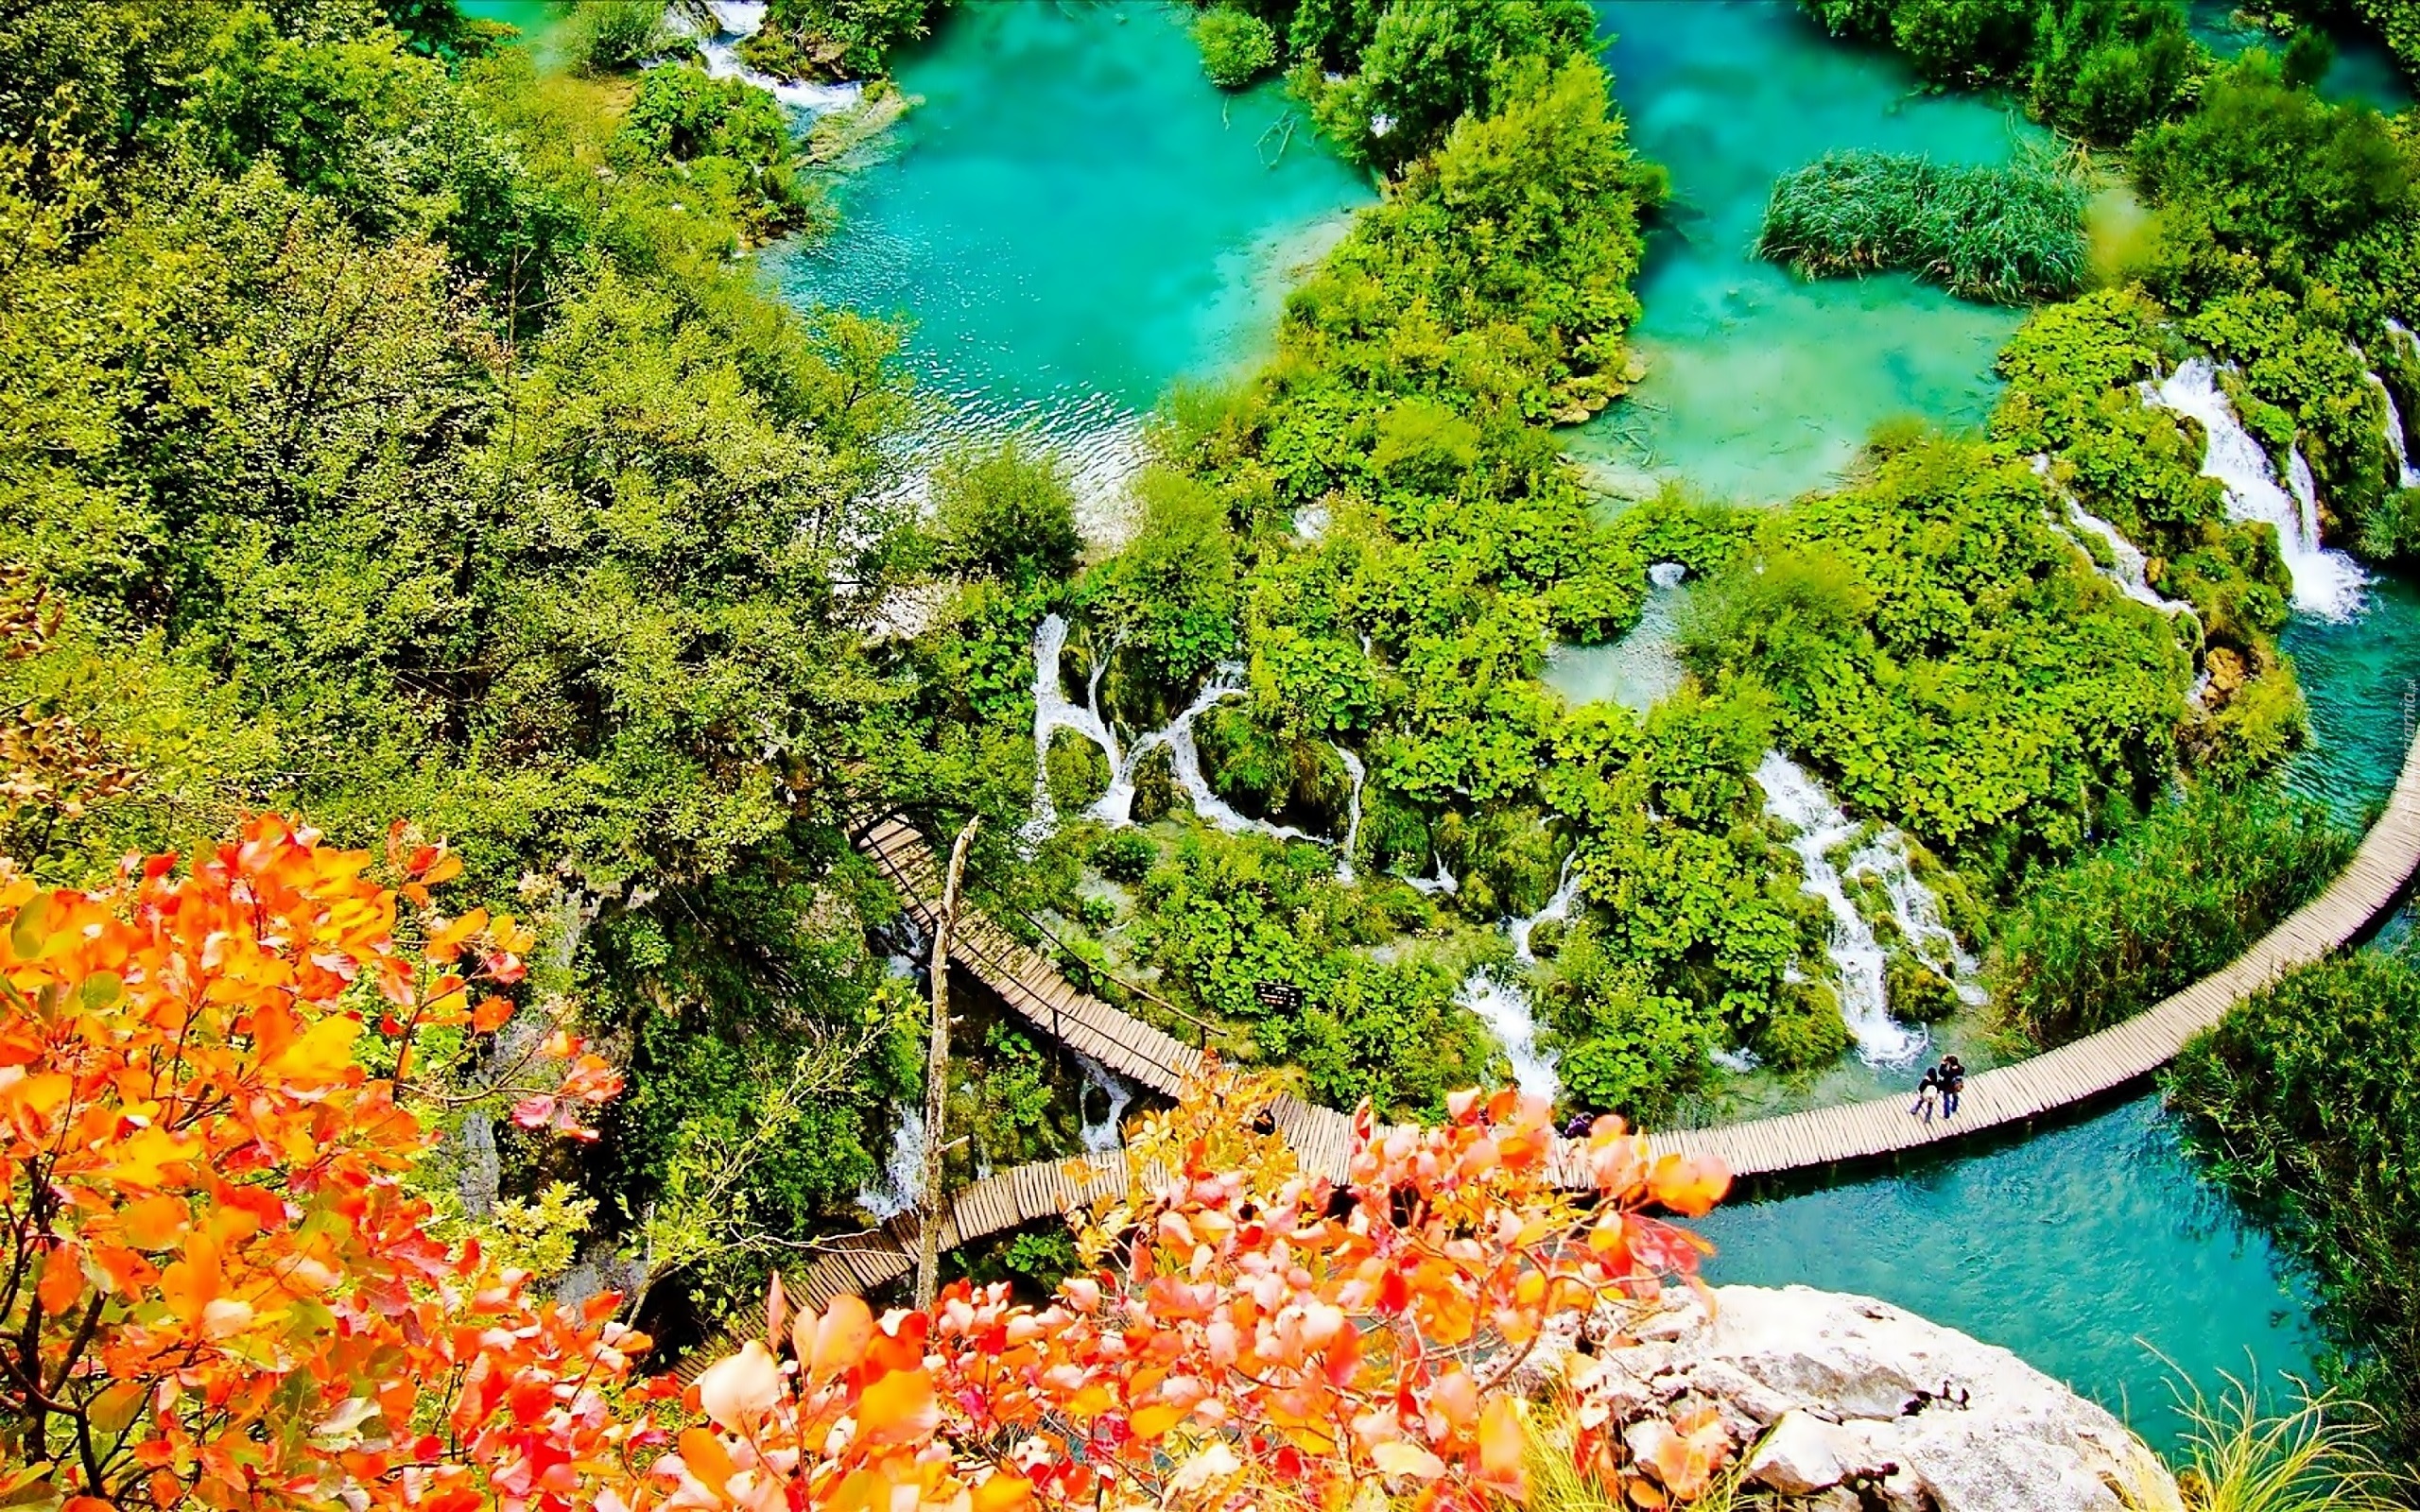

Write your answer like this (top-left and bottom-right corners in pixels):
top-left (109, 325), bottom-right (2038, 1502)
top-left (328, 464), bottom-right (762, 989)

top-left (1253, 980), bottom-right (1305, 1014)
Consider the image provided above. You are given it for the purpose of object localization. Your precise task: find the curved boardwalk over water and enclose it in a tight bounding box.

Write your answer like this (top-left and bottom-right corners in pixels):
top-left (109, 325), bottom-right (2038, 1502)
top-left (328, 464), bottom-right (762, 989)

top-left (729, 734), bottom-right (2420, 1332)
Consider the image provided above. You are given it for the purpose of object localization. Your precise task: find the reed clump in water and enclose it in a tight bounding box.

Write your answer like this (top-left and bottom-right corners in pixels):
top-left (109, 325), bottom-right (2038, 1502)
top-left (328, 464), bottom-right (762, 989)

top-left (1756, 148), bottom-right (2090, 304)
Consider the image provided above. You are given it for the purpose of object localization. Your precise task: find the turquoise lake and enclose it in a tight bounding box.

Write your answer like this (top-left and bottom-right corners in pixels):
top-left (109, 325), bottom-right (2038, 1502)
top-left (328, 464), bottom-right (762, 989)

top-left (769, 1), bottom-right (1371, 500)
top-left (750, 0), bottom-right (2414, 1454)
top-left (1569, 2), bottom-right (2043, 504)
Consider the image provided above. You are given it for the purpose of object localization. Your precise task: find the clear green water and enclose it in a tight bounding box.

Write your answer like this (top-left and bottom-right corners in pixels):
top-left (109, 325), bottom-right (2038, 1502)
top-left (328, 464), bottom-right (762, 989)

top-left (769, 1), bottom-right (1371, 497)
top-left (1570, 3), bottom-right (2041, 505)
top-left (2187, 1), bottom-right (2415, 111)
top-left (1700, 1094), bottom-right (2320, 1453)
top-left (2283, 571), bottom-right (2420, 825)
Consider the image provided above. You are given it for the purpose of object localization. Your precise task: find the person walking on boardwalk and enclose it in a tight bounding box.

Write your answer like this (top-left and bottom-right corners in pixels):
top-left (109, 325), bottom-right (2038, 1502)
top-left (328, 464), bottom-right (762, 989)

top-left (1909, 1063), bottom-right (1941, 1124)
top-left (1939, 1055), bottom-right (1965, 1119)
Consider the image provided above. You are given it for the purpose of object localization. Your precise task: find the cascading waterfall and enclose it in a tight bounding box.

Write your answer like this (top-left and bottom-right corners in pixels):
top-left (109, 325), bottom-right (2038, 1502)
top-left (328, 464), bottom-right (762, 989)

top-left (1334, 747), bottom-right (1366, 882)
top-left (2352, 346), bottom-right (2420, 490)
top-left (1509, 858), bottom-right (1582, 964)
top-left (1455, 972), bottom-right (1560, 1101)
top-left (1756, 752), bottom-right (1939, 1066)
top-left (700, 1), bottom-right (866, 117)
top-left (1072, 1053), bottom-right (1133, 1153)
top-left (2031, 455), bottom-right (2192, 616)
top-left (1845, 831), bottom-right (1987, 1006)
top-left (1031, 613), bottom-right (1363, 851)
top-left (1454, 861), bottom-right (1583, 1102)
top-left (857, 1104), bottom-right (929, 1220)
top-left (2148, 358), bottom-right (2366, 620)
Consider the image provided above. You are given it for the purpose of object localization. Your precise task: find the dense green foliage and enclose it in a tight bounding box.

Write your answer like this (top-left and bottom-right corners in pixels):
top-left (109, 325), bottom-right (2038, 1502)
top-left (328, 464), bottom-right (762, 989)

top-left (1133, 829), bottom-right (1488, 1115)
top-left (1193, 5), bottom-right (1279, 90)
top-left (1680, 431), bottom-right (2194, 871)
top-left (1993, 786), bottom-right (2353, 1045)
top-left (0, 0), bottom-right (969, 1333)
top-left (1757, 149), bottom-right (2089, 303)
top-left (740, 0), bottom-right (947, 81)
top-left (1797, 0), bottom-right (2201, 144)
top-left (2170, 950), bottom-right (2420, 1457)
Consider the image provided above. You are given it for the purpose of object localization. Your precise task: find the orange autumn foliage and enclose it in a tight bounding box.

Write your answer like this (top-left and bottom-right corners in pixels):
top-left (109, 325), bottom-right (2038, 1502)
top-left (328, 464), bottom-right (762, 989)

top-left (0, 818), bottom-right (1730, 1512)
top-left (0, 816), bottom-right (636, 1510)
top-left (663, 1072), bottom-right (1735, 1512)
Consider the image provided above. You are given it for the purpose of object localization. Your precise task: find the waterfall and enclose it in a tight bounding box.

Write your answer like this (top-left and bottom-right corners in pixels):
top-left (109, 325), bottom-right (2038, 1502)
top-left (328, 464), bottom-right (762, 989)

top-left (1509, 858), bottom-right (1582, 964)
top-left (1071, 1053), bottom-right (1133, 1154)
top-left (1029, 613), bottom-right (1121, 837)
top-left (1844, 832), bottom-right (1987, 1006)
top-left (1455, 970), bottom-right (1560, 1100)
top-left (2353, 347), bottom-right (2420, 490)
top-left (1404, 854), bottom-right (1459, 895)
top-left (1334, 747), bottom-right (1366, 883)
top-left (698, 1), bottom-right (867, 117)
top-left (858, 1104), bottom-right (929, 1220)
top-left (2148, 358), bottom-right (2366, 620)
top-left (1755, 752), bottom-right (1930, 1066)
top-left (1031, 613), bottom-right (1355, 850)
top-left (1455, 859), bottom-right (1584, 1100)
top-left (2031, 455), bottom-right (2190, 614)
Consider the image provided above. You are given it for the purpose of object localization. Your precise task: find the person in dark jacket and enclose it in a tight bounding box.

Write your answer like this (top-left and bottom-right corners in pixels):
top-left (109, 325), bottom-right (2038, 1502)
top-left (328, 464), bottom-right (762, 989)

top-left (1939, 1055), bottom-right (1966, 1118)
top-left (1909, 1064), bottom-right (1941, 1123)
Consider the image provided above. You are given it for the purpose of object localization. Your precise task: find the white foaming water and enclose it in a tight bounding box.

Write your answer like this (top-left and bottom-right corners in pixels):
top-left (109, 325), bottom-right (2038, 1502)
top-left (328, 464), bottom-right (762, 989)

top-left (1845, 832), bottom-right (1987, 1006)
top-left (1072, 1053), bottom-right (1132, 1154)
top-left (1457, 970), bottom-right (1559, 1100)
top-left (2355, 352), bottom-right (2420, 490)
top-left (2149, 358), bottom-right (2366, 620)
top-left (1509, 858), bottom-right (1582, 965)
top-left (1457, 859), bottom-right (1585, 1101)
top-left (1404, 854), bottom-right (1459, 895)
top-left (699, 1), bottom-right (866, 116)
top-left (1029, 614), bottom-right (1334, 848)
top-left (1756, 752), bottom-right (1929, 1066)
top-left (1334, 747), bottom-right (1366, 882)
top-left (2031, 455), bottom-right (2191, 615)
top-left (858, 1104), bottom-right (928, 1219)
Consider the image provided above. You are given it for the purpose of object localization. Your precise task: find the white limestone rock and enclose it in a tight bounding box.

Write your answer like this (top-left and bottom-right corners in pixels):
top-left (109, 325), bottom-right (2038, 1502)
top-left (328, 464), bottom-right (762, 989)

top-left (1565, 1285), bottom-right (2176, 1512)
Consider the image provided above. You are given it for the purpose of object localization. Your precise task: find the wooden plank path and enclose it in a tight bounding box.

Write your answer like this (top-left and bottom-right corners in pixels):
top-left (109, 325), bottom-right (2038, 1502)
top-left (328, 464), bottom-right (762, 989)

top-left (686, 730), bottom-right (2420, 1351)
top-left (1660, 727), bottom-right (2420, 1175)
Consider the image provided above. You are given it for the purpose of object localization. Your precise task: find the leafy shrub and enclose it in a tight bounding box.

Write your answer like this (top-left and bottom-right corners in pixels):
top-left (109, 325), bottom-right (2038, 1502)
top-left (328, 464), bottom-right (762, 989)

top-left (2169, 951), bottom-right (2420, 1460)
top-left (1757, 148), bottom-right (2090, 304)
top-left (1993, 786), bottom-right (2355, 1046)
top-left (1089, 828), bottom-right (1156, 883)
top-left (564, 0), bottom-right (676, 76)
top-left (2134, 54), bottom-right (2415, 294)
top-left (1193, 6), bottom-right (1278, 89)
top-left (743, 0), bottom-right (942, 81)
top-left (930, 440), bottom-right (1080, 589)
top-left (1045, 729), bottom-right (1110, 812)
top-left (612, 62), bottom-right (813, 233)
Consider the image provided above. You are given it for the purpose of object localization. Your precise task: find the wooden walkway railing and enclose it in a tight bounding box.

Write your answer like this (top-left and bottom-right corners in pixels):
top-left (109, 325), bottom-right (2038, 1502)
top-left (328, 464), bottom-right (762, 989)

top-left (712, 730), bottom-right (2420, 1339)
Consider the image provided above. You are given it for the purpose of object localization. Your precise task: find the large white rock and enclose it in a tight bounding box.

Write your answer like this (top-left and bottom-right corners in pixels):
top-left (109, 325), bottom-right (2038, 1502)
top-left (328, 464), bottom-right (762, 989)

top-left (1572, 1285), bottom-right (2178, 1512)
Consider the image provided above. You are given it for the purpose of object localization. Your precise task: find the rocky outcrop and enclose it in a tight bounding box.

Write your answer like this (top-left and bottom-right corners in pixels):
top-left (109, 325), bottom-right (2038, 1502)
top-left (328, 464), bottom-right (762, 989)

top-left (1544, 1285), bottom-right (2180, 1512)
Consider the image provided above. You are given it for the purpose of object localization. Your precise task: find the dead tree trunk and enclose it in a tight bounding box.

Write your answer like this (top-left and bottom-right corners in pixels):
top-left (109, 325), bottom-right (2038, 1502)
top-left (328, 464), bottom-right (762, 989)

top-left (914, 817), bottom-right (978, 1310)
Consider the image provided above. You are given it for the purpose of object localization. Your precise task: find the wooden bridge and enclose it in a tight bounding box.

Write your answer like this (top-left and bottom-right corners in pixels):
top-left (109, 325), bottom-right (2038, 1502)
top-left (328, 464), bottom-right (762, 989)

top-left (737, 730), bottom-right (2420, 1331)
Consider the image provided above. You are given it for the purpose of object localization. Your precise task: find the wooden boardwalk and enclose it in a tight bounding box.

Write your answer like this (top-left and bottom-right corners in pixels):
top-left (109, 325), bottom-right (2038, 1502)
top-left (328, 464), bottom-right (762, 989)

top-left (711, 731), bottom-right (2420, 1337)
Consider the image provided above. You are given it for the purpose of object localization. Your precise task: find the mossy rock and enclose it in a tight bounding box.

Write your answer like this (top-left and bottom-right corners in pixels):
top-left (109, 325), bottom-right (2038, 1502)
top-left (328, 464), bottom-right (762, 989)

top-left (1130, 744), bottom-right (1183, 824)
top-left (1755, 979), bottom-right (1853, 1071)
top-left (1098, 644), bottom-right (1193, 736)
top-left (1885, 955), bottom-right (1961, 1024)
top-left (1358, 785), bottom-right (1435, 880)
top-left (1527, 917), bottom-right (1567, 960)
top-left (1193, 703), bottom-right (1352, 836)
top-left (1437, 806), bottom-right (1562, 919)
top-left (1046, 729), bottom-right (1111, 812)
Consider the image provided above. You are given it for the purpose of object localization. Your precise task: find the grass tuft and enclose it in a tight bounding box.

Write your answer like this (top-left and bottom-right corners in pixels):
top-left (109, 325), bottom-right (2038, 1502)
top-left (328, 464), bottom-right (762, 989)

top-left (1756, 148), bottom-right (2090, 304)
